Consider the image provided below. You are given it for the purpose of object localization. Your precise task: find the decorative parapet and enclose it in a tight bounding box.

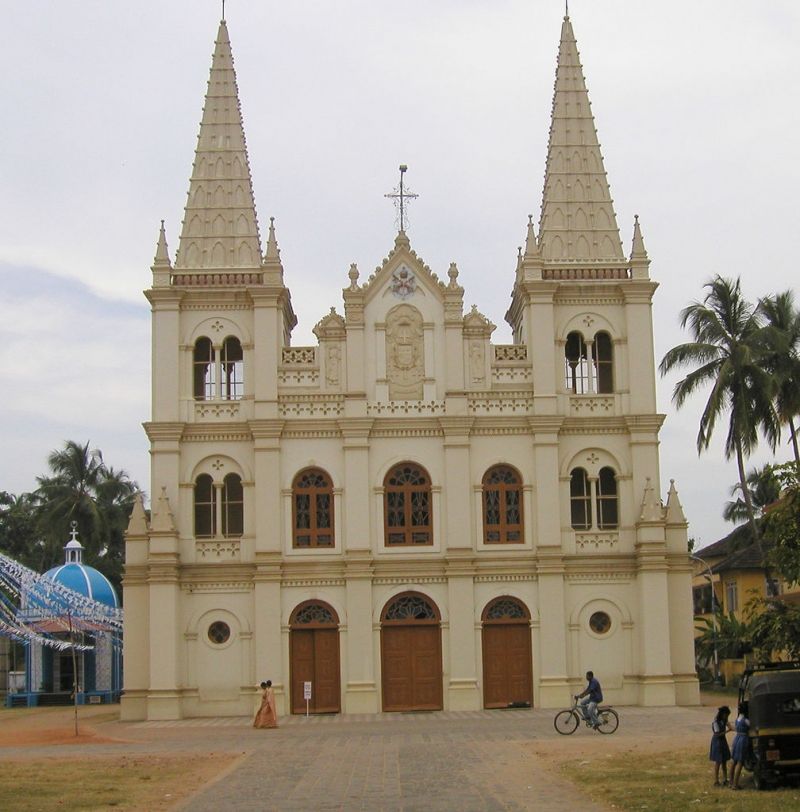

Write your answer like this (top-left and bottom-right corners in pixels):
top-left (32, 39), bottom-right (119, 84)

top-left (194, 401), bottom-right (241, 420)
top-left (569, 396), bottom-right (615, 415)
top-left (493, 345), bottom-right (527, 362)
top-left (279, 368), bottom-right (319, 387)
top-left (171, 271), bottom-right (263, 286)
top-left (278, 394), bottom-right (344, 418)
top-left (366, 400), bottom-right (446, 416)
top-left (467, 392), bottom-right (534, 415)
top-left (282, 347), bottom-right (316, 365)
top-left (574, 531), bottom-right (618, 550)
top-left (195, 539), bottom-right (241, 560)
top-left (543, 267), bottom-right (630, 281)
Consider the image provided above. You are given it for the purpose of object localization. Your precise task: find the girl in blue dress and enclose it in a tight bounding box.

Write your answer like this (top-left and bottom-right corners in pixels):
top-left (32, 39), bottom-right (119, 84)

top-left (709, 705), bottom-right (732, 785)
top-left (731, 704), bottom-right (751, 789)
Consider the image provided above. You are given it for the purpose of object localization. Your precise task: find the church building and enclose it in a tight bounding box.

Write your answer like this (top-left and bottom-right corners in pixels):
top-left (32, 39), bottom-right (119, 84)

top-left (122, 13), bottom-right (699, 720)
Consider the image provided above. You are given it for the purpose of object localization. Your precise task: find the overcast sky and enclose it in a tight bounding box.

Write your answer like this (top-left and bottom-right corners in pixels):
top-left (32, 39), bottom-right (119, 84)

top-left (1, 1), bottom-right (797, 551)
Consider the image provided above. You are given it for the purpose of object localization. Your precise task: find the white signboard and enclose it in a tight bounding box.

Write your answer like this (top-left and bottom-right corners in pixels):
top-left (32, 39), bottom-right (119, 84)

top-left (303, 681), bottom-right (312, 700)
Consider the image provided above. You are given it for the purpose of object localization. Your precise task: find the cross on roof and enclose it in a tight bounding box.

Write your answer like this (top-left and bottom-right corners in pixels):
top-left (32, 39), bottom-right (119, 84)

top-left (384, 164), bottom-right (419, 233)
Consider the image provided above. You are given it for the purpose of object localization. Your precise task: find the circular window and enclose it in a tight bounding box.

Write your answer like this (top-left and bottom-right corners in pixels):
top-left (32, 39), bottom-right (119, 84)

top-left (208, 621), bottom-right (231, 645)
top-left (589, 611), bottom-right (611, 635)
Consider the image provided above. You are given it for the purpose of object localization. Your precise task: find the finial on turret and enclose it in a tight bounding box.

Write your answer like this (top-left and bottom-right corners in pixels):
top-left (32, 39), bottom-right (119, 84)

top-left (153, 220), bottom-right (172, 267)
top-left (524, 214), bottom-right (538, 257)
top-left (348, 262), bottom-right (360, 290)
top-left (264, 216), bottom-right (281, 261)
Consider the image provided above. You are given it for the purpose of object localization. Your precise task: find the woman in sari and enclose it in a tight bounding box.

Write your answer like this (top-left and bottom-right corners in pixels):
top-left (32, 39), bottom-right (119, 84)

top-left (253, 679), bottom-right (278, 728)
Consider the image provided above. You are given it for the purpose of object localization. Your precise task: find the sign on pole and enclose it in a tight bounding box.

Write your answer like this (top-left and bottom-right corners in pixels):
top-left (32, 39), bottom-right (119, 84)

top-left (304, 681), bottom-right (312, 717)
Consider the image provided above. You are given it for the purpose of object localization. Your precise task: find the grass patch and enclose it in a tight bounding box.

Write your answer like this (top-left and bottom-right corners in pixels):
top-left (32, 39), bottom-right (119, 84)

top-left (0, 754), bottom-right (237, 811)
top-left (561, 748), bottom-right (800, 811)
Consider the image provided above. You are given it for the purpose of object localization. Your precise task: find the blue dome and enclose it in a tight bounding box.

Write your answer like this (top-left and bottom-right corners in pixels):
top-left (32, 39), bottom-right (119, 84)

top-left (43, 563), bottom-right (119, 608)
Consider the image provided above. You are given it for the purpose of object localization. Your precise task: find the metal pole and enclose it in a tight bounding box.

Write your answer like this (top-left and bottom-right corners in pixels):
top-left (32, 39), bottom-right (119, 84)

top-left (691, 554), bottom-right (721, 684)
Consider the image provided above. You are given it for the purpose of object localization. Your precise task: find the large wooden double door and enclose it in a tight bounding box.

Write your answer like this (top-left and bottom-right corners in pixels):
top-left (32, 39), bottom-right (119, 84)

top-left (482, 597), bottom-right (533, 709)
top-left (381, 592), bottom-right (443, 712)
top-left (289, 602), bottom-right (341, 714)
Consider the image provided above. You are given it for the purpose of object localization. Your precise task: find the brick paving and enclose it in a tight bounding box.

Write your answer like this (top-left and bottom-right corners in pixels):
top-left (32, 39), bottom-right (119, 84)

top-left (2, 705), bottom-right (715, 811)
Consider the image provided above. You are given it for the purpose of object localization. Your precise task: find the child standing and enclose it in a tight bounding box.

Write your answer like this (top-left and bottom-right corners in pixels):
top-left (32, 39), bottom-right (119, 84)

top-left (731, 704), bottom-right (751, 790)
top-left (709, 705), bottom-right (732, 786)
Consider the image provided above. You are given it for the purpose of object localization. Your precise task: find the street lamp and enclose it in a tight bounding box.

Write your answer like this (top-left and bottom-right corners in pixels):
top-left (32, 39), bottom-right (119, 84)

top-left (691, 553), bottom-right (722, 685)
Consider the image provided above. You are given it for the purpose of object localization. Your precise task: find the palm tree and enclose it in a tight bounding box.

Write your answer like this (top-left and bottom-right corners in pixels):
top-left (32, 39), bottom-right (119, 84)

top-left (34, 441), bottom-right (140, 589)
top-left (659, 276), bottom-right (780, 540)
top-left (723, 463), bottom-right (780, 524)
top-left (758, 290), bottom-right (800, 465)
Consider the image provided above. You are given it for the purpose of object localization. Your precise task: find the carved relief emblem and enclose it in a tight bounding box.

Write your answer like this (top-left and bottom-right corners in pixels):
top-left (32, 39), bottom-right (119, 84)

top-left (325, 345), bottom-right (341, 386)
top-left (390, 265), bottom-right (416, 299)
top-left (386, 304), bottom-right (424, 400)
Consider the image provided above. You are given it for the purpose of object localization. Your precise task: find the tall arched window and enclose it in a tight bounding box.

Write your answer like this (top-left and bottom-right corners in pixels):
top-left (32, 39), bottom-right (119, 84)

top-left (565, 332), bottom-right (589, 394)
top-left (292, 468), bottom-right (334, 548)
top-left (570, 468), bottom-right (591, 530)
top-left (222, 473), bottom-right (244, 537)
top-left (193, 335), bottom-right (244, 401)
top-left (384, 463), bottom-right (432, 546)
top-left (194, 474), bottom-right (216, 537)
top-left (193, 338), bottom-right (216, 400)
top-left (221, 337), bottom-right (244, 400)
top-left (482, 465), bottom-right (523, 544)
top-left (594, 332), bottom-right (613, 393)
top-left (596, 467), bottom-right (618, 529)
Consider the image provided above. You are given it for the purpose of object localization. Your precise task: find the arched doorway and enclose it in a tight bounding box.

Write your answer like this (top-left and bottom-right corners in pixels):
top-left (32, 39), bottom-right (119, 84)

top-left (289, 601), bottom-right (341, 714)
top-left (481, 597), bottom-right (533, 709)
top-left (380, 592), bottom-right (443, 711)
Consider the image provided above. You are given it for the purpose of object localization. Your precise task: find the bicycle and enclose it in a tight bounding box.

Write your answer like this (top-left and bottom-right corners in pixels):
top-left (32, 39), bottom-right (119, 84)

top-left (553, 696), bottom-right (619, 735)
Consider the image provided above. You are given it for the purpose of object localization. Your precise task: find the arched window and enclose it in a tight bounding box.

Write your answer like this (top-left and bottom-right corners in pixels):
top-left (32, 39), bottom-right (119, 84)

top-left (570, 468), bottom-right (591, 530)
top-left (194, 474), bottom-right (216, 537)
top-left (565, 332), bottom-right (589, 394)
top-left (193, 335), bottom-right (244, 401)
top-left (384, 463), bottom-right (432, 546)
top-left (596, 466), bottom-right (618, 529)
top-left (193, 337), bottom-right (216, 400)
top-left (222, 473), bottom-right (244, 537)
top-left (292, 468), bottom-right (334, 548)
top-left (221, 337), bottom-right (244, 400)
top-left (482, 465), bottom-right (523, 544)
top-left (594, 332), bottom-right (613, 393)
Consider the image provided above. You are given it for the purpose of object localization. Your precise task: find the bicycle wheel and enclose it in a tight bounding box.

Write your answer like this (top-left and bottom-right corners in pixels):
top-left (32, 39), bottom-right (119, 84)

top-left (596, 707), bottom-right (619, 734)
top-left (554, 710), bottom-right (579, 735)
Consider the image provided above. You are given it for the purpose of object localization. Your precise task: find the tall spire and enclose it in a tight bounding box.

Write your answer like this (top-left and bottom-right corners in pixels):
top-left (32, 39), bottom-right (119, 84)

top-left (537, 16), bottom-right (624, 265)
top-left (175, 20), bottom-right (262, 271)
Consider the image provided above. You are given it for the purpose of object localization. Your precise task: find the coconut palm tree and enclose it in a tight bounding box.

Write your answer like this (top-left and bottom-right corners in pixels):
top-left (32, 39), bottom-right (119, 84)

top-left (34, 441), bottom-right (140, 588)
top-left (723, 463), bottom-right (780, 524)
top-left (758, 290), bottom-right (800, 465)
top-left (659, 276), bottom-right (780, 540)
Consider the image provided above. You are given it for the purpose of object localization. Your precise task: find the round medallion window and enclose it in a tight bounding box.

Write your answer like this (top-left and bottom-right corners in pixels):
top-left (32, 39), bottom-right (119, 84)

top-left (208, 621), bottom-right (231, 645)
top-left (589, 611), bottom-right (611, 635)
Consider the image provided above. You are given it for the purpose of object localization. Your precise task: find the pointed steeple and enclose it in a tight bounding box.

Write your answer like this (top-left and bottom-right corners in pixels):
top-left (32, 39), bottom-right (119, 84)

top-left (264, 216), bottom-right (280, 262)
top-left (175, 20), bottom-right (262, 271)
top-left (638, 477), bottom-right (664, 524)
top-left (125, 493), bottom-right (150, 537)
top-left (524, 214), bottom-right (538, 257)
top-left (151, 220), bottom-right (172, 287)
top-left (537, 16), bottom-right (625, 267)
top-left (664, 480), bottom-right (688, 526)
top-left (150, 487), bottom-right (177, 534)
top-left (629, 214), bottom-right (651, 279)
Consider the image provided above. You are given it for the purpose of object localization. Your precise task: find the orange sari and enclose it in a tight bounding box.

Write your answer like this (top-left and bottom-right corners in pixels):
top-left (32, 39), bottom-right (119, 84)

top-left (253, 686), bottom-right (278, 728)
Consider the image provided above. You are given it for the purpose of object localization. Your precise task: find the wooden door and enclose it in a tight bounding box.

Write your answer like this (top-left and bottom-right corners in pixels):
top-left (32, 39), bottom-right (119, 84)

top-left (482, 623), bottom-right (532, 708)
top-left (381, 625), bottom-right (443, 711)
top-left (290, 628), bottom-right (341, 714)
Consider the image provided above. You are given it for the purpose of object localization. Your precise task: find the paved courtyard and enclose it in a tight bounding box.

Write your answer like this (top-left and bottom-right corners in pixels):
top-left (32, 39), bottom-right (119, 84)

top-left (1, 704), bottom-right (715, 811)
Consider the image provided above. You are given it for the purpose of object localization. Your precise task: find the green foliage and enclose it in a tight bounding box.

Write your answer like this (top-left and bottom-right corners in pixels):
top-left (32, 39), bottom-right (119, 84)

top-left (763, 461), bottom-right (800, 586)
top-left (694, 607), bottom-right (752, 662)
top-left (659, 275), bottom-right (780, 539)
top-left (723, 463), bottom-right (780, 523)
top-left (0, 440), bottom-right (141, 597)
top-left (748, 597), bottom-right (800, 661)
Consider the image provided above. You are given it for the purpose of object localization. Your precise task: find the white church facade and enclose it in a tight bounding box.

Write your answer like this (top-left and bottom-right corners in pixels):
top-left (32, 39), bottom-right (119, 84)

top-left (121, 14), bottom-right (700, 721)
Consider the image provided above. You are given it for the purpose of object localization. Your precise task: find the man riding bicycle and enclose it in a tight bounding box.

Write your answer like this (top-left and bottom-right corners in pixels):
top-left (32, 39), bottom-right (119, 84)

top-left (576, 670), bottom-right (603, 729)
